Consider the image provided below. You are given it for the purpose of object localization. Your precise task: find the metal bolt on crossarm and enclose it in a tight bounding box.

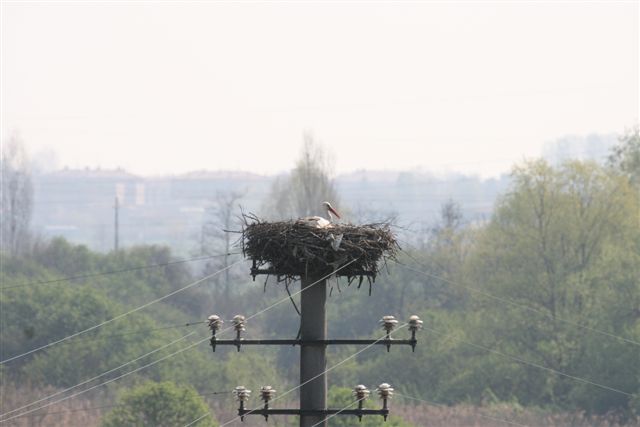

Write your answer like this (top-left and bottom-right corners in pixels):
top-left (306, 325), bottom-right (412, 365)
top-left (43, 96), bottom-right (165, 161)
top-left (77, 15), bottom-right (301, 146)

top-left (379, 315), bottom-right (398, 351)
top-left (232, 315), bottom-right (246, 351)
top-left (352, 385), bottom-right (371, 421)
top-left (233, 386), bottom-right (251, 421)
top-left (408, 315), bottom-right (423, 352)
top-left (376, 383), bottom-right (394, 421)
top-left (260, 386), bottom-right (277, 421)
top-left (208, 315), bottom-right (224, 352)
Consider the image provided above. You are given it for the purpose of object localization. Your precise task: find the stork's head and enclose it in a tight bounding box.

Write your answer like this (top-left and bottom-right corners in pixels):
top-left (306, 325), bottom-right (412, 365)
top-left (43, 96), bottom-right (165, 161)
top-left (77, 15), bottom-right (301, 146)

top-left (322, 201), bottom-right (341, 220)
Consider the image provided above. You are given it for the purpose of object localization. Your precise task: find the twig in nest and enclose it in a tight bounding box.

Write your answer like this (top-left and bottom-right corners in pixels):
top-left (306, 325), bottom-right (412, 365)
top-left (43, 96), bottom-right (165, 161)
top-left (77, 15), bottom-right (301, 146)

top-left (285, 282), bottom-right (301, 316)
top-left (241, 215), bottom-right (399, 294)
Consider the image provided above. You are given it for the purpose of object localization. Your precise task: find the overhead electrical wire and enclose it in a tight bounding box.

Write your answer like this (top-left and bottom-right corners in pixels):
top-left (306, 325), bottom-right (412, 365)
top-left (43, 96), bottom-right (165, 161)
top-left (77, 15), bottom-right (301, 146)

top-left (421, 325), bottom-right (633, 397)
top-left (9, 319), bottom-right (243, 353)
top-left (8, 251), bottom-right (632, 423)
top-left (216, 324), bottom-right (410, 427)
top-left (0, 261), bottom-right (242, 365)
top-left (309, 399), bottom-right (362, 427)
top-left (0, 261), bottom-right (356, 423)
top-left (212, 267), bottom-right (634, 425)
top-left (394, 257), bottom-right (640, 347)
top-left (64, 318), bottom-right (249, 345)
top-left (210, 309), bottom-right (627, 427)
top-left (6, 390), bottom-right (232, 421)
top-left (0, 334), bottom-right (213, 423)
top-left (12, 149), bottom-right (618, 423)
top-left (0, 330), bottom-right (198, 419)
top-left (209, 322), bottom-right (538, 427)
top-left (64, 321), bottom-right (208, 344)
top-left (394, 392), bottom-right (530, 427)
top-left (7, 319), bottom-right (211, 348)
top-left (5, 255), bottom-right (630, 425)
top-left (1, 252), bottom-right (242, 290)
top-left (183, 412), bottom-right (213, 427)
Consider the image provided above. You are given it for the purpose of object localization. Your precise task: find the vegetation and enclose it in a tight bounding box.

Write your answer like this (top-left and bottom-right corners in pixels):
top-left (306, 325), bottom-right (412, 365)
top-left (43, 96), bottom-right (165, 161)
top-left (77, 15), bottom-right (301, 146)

top-left (263, 132), bottom-right (340, 220)
top-left (1, 137), bottom-right (638, 425)
top-left (101, 381), bottom-right (217, 427)
top-left (608, 127), bottom-right (640, 186)
top-left (1, 133), bottom-right (33, 256)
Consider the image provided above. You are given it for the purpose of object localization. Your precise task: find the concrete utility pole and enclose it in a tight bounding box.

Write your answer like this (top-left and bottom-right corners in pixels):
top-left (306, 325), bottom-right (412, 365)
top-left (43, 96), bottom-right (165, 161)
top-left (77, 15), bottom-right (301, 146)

top-left (300, 276), bottom-right (327, 427)
top-left (114, 196), bottom-right (119, 251)
top-left (220, 219), bottom-right (413, 425)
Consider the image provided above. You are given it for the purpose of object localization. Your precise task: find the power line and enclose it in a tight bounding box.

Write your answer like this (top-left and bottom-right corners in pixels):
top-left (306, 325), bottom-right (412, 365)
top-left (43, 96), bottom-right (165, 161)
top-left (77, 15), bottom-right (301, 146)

top-left (207, 323), bottom-right (624, 427)
top-left (183, 412), bottom-right (212, 427)
top-left (1, 252), bottom-right (242, 290)
top-left (0, 333), bottom-right (212, 424)
top-left (1, 266), bottom-right (339, 422)
top-left (0, 261), bottom-right (241, 365)
top-left (6, 254), bottom-right (630, 424)
top-left (394, 392), bottom-right (530, 427)
top-left (15, 319), bottom-right (252, 350)
top-left (69, 321), bottom-right (207, 342)
top-left (6, 390), bottom-right (232, 421)
top-left (422, 325), bottom-right (633, 397)
top-left (6, 251), bottom-right (631, 422)
top-left (31, 318), bottom-right (243, 347)
top-left (0, 263), bottom-right (356, 423)
top-left (217, 324), bottom-right (409, 427)
top-left (0, 331), bottom-right (198, 420)
top-left (394, 259), bottom-right (640, 347)
top-left (219, 322), bottom-right (629, 426)
top-left (18, 321), bottom-right (206, 349)
top-left (309, 399), bottom-right (361, 427)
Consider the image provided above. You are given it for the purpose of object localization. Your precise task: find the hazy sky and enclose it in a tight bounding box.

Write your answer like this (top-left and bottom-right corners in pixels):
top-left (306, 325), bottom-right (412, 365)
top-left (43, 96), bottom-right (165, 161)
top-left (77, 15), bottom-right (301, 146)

top-left (2, 1), bottom-right (638, 177)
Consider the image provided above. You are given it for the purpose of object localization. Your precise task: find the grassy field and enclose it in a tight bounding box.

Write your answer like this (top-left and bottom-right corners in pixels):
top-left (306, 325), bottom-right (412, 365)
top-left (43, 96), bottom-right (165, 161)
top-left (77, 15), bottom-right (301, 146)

top-left (2, 383), bottom-right (634, 427)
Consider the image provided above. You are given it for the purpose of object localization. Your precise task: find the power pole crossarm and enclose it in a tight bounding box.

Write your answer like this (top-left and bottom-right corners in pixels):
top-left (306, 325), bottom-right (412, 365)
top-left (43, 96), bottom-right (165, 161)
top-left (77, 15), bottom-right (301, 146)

top-left (209, 338), bottom-right (417, 352)
top-left (234, 218), bottom-right (404, 426)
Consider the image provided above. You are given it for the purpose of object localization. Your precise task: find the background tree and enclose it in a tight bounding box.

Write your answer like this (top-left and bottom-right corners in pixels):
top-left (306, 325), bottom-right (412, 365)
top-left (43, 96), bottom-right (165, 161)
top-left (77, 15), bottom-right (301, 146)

top-left (264, 132), bottom-right (340, 219)
top-left (419, 199), bottom-right (473, 310)
top-left (199, 190), bottom-right (245, 303)
top-left (463, 159), bottom-right (639, 411)
top-left (608, 126), bottom-right (640, 187)
top-left (1, 133), bottom-right (33, 256)
top-left (101, 381), bottom-right (217, 427)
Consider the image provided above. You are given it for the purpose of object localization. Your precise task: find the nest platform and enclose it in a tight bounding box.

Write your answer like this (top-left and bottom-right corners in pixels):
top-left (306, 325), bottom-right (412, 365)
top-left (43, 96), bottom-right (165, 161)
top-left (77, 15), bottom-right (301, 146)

top-left (242, 215), bottom-right (399, 287)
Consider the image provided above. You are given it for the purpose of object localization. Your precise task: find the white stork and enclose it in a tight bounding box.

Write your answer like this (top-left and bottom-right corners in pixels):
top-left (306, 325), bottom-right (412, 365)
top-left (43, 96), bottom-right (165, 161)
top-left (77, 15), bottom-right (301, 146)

top-left (298, 201), bottom-right (341, 229)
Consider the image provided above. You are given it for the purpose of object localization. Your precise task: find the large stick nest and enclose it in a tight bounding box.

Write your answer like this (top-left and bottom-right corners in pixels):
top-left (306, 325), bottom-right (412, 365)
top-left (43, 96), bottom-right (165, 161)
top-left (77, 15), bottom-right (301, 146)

top-left (241, 214), bottom-right (399, 287)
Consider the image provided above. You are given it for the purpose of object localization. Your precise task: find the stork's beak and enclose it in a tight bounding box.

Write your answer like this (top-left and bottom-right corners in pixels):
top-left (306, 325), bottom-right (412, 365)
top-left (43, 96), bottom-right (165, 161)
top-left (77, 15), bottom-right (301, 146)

top-left (328, 205), bottom-right (341, 219)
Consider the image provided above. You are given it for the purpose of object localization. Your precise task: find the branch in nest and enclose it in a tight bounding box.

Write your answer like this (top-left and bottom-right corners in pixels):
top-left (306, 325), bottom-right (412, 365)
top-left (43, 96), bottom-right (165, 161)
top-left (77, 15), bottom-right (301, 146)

top-left (240, 214), bottom-right (399, 290)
